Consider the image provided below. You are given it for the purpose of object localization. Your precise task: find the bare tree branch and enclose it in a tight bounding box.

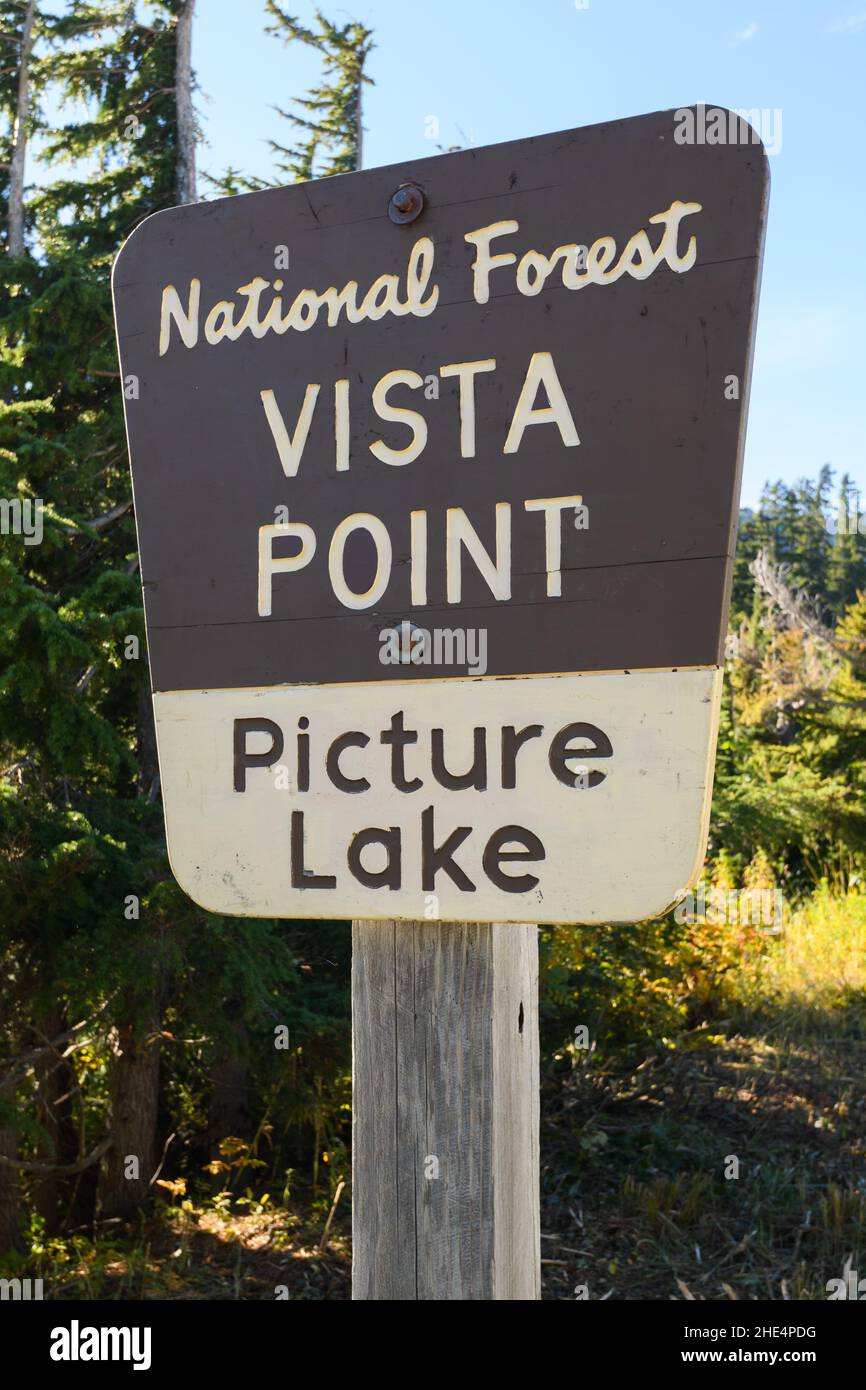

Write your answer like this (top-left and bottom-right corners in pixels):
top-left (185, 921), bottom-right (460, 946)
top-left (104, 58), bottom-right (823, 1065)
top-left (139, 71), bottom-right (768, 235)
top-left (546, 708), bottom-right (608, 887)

top-left (82, 497), bottom-right (132, 533)
top-left (147, 1131), bottom-right (176, 1189)
top-left (0, 1134), bottom-right (112, 1176)
top-left (749, 548), bottom-right (865, 667)
top-left (0, 1006), bottom-right (115, 1095)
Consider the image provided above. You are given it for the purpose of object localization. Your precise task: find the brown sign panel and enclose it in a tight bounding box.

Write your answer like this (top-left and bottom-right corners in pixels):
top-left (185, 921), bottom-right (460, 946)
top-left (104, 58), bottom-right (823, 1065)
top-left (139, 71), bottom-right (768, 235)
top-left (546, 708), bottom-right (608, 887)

top-left (113, 108), bottom-right (767, 925)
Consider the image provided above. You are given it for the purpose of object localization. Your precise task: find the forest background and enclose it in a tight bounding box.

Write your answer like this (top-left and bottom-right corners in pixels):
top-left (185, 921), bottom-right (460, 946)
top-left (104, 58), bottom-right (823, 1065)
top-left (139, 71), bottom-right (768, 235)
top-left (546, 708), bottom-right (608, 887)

top-left (2, 1), bottom-right (865, 1300)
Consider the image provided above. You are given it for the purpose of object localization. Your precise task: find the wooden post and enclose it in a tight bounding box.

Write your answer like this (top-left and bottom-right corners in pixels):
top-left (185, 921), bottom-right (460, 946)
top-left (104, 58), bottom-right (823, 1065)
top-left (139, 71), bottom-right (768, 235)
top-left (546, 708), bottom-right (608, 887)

top-left (352, 920), bottom-right (540, 1301)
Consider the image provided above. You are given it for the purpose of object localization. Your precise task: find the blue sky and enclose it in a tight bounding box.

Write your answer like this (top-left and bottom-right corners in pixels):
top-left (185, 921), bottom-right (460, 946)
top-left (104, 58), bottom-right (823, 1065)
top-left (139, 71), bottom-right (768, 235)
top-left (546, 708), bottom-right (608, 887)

top-left (192, 0), bottom-right (866, 508)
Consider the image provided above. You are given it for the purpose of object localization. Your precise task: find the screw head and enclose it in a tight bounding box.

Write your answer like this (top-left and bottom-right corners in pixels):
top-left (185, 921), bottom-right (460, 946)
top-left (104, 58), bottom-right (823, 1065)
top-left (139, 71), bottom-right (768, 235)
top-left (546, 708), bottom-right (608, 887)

top-left (388, 183), bottom-right (425, 224)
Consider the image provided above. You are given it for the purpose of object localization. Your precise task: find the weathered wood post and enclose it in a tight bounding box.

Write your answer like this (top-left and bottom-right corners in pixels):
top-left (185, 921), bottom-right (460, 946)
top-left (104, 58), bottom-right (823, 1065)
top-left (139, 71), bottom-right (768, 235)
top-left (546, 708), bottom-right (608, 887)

top-left (352, 920), bottom-right (540, 1300)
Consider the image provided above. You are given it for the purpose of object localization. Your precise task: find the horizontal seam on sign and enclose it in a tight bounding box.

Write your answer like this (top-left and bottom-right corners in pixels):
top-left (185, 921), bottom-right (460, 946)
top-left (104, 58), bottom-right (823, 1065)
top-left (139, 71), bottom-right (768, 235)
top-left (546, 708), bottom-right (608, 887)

top-left (143, 554), bottom-right (732, 632)
top-left (151, 662), bottom-right (722, 696)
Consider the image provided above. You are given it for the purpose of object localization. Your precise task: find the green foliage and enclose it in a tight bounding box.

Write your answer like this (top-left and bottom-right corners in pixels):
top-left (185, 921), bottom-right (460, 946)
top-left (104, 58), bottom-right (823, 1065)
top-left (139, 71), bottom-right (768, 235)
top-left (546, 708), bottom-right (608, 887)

top-left (0, 1), bottom-right (365, 1256)
top-left (210, 4), bottom-right (374, 192)
top-left (543, 473), bottom-right (866, 1061)
top-left (264, 4), bottom-right (373, 178)
top-left (732, 466), bottom-right (866, 622)
top-left (541, 918), bottom-right (690, 1061)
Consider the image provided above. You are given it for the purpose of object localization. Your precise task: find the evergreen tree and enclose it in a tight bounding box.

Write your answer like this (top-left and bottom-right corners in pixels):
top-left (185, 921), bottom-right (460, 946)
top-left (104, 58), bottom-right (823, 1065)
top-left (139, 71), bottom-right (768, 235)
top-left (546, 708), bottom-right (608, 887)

top-left (0, 0), bottom-right (196, 1232)
top-left (788, 465), bottom-right (833, 596)
top-left (0, 0), bottom-right (54, 1256)
top-left (212, 4), bottom-right (374, 192)
top-left (265, 4), bottom-right (373, 175)
top-left (827, 472), bottom-right (866, 615)
top-left (1, 1), bottom-right (364, 1251)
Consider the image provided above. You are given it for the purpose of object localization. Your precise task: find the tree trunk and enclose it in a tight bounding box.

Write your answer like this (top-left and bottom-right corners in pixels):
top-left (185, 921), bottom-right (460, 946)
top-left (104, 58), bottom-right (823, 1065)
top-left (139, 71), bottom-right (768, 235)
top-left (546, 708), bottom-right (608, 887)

top-left (32, 1009), bottom-right (79, 1234)
top-left (0, 1126), bottom-right (24, 1255)
top-left (207, 1015), bottom-right (249, 1153)
top-left (98, 1021), bottom-right (160, 1219)
top-left (136, 685), bottom-right (160, 802)
top-left (100, 593), bottom-right (164, 1220)
top-left (175, 0), bottom-right (197, 204)
top-left (8, 0), bottom-right (36, 257)
top-left (353, 79), bottom-right (363, 171)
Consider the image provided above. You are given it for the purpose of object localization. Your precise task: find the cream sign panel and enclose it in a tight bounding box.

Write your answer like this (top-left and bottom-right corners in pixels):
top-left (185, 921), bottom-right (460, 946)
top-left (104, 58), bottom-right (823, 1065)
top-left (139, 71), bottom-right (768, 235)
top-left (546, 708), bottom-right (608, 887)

top-left (153, 670), bottom-right (722, 924)
top-left (113, 109), bottom-right (768, 925)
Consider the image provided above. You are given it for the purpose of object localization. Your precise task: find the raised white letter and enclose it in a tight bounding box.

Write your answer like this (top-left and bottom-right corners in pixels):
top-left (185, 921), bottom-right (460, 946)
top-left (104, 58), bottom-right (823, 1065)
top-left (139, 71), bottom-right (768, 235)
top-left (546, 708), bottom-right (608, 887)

top-left (446, 504), bottom-right (511, 603)
top-left (260, 385), bottom-right (321, 478)
top-left (504, 352), bottom-right (579, 454)
top-left (159, 279), bottom-right (200, 355)
top-left (439, 359), bottom-right (496, 458)
top-left (258, 519), bottom-right (317, 616)
top-left (329, 514), bottom-right (393, 610)
top-left (464, 221), bottom-right (518, 305)
top-left (524, 495), bottom-right (583, 597)
top-left (370, 369), bottom-right (427, 466)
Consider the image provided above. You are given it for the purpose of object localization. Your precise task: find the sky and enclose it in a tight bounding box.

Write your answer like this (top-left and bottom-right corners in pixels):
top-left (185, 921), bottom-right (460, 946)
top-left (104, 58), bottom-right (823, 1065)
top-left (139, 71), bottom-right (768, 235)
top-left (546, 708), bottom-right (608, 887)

top-left (188, 0), bottom-right (865, 508)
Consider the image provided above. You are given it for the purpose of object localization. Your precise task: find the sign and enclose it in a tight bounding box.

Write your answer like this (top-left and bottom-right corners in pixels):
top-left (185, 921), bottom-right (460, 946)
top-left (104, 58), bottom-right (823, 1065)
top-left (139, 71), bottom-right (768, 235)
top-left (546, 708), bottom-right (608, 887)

top-left (112, 107), bottom-right (768, 924)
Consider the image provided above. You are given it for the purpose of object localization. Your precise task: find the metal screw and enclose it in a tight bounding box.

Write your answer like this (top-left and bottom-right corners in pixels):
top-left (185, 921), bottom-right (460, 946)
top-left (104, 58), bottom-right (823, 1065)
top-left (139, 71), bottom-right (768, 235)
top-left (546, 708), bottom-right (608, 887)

top-left (388, 183), bottom-right (425, 225)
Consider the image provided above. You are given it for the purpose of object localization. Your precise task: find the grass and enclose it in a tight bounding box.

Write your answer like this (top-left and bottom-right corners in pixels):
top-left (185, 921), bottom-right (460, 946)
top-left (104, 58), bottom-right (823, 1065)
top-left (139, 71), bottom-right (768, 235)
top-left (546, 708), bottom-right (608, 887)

top-left (539, 889), bottom-right (866, 1300)
top-left (730, 889), bottom-right (866, 1037)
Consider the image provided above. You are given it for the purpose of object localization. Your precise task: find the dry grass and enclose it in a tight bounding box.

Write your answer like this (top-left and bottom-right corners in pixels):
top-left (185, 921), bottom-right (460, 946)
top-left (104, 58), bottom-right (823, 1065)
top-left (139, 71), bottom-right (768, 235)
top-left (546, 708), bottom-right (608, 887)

top-left (729, 890), bottom-right (866, 1035)
top-left (540, 891), bottom-right (866, 1300)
